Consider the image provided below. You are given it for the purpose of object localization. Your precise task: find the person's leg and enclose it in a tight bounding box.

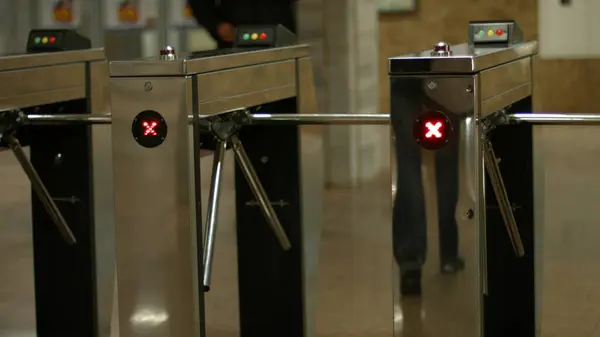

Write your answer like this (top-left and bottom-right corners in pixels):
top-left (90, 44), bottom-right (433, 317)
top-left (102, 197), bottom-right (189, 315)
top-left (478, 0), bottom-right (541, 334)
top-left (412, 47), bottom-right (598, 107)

top-left (392, 116), bottom-right (428, 296)
top-left (434, 136), bottom-right (464, 274)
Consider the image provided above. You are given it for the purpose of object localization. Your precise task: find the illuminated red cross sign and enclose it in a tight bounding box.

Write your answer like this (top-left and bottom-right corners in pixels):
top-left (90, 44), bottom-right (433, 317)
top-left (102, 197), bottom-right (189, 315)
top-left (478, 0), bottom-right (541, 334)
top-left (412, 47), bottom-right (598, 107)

top-left (142, 120), bottom-right (158, 136)
top-left (425, 121), bottom-right (443, 139)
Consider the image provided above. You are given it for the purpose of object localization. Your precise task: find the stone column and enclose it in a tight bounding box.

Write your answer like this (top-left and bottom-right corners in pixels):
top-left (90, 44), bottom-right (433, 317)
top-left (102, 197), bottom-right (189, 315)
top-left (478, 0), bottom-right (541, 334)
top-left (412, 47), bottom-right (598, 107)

top-left (297, 0), bottom-right (387, 187)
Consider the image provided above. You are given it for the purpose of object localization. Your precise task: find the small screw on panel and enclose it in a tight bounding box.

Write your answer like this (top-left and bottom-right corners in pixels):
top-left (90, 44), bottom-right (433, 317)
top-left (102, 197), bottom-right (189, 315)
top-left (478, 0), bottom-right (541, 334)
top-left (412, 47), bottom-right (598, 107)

top-left (144, 82), bottom-right (153, 91)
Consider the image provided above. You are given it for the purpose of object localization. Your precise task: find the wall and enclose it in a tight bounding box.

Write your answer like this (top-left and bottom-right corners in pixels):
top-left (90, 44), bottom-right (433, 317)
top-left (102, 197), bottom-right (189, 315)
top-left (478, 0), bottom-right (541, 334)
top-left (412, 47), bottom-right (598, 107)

top-left (299, 0), bottom-right (385, 187)
top-left (378, 0), bottom-right (599, 114)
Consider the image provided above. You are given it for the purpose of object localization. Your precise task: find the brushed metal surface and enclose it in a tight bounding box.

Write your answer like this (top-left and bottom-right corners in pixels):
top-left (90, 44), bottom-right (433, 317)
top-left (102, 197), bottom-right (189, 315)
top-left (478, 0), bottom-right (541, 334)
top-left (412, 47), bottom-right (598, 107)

top-left (0, 63), bottom-right (86, 110)
top-left (196, 60), bottom-right (296, 102)
top-left (89, 60), bottom-right (115, 337)
top-left (390, 75), bottom-right (480, 337)
top-left (481, 83), bottom-right (532, 117)
top-left (109, 45), bottom-right (310, 77)
top-left (110, 76), bottom-right (199, 337)
top-left (296, 56), bottom-right (324, 337)
top-left (197, 86), bottom-right (296, 116)
top-left (0, 48), bottom-right (105, 71)
top-left (479, 58), bottom-right (531, 102)
top-left (388, 41), bottom-right (538, 75)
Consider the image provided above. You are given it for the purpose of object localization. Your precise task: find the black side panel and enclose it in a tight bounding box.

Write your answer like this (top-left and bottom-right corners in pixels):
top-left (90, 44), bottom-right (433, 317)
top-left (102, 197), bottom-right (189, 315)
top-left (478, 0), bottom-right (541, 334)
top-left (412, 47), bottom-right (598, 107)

top-left (28, 100), bottom-right (97, 337)
top-left (484, 97), bottom-right (535, 337)
top-left (234, 97), bottom-right (304, 337)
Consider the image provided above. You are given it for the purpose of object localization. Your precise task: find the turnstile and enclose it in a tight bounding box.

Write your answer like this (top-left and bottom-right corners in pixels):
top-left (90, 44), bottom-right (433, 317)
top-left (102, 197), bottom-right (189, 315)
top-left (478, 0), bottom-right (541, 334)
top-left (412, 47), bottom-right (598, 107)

top-left (385, 20), bottom-right (600, 337)
top-left (0, 31), bottom-right (113, 337)
top-left (107, 44), bottom-right (323, 337)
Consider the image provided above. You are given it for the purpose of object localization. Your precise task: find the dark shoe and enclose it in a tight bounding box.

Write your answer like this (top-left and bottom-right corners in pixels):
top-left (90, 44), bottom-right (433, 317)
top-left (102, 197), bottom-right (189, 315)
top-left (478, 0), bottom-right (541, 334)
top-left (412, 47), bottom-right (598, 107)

top-left (440, 257), bottom-right (465, 274)
top-left (400, 269), bottom-right (422, 296)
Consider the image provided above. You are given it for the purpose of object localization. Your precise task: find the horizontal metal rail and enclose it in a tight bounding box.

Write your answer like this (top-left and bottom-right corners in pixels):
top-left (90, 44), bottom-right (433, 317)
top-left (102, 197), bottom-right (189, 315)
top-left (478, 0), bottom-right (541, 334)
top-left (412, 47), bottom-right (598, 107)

top-left (248, 113), bottom-right (391, 125)
top-left (510, 113), bottom-right (600, 125)
top-left (24, 114), bottom-right (112, 124)
top-left (22, 112), bottom-right (600, 127)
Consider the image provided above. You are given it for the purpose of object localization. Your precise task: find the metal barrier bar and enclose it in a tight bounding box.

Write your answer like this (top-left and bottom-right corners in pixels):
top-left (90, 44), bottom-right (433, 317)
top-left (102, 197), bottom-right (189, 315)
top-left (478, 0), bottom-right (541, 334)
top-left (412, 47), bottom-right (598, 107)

top-left (510, 113), bottom-right (600, 124)
top-left (5, 133), bottom-right (76, 245)
top-left (482, 138), bottom-right (525, 257)
top-left (24, 114), bottom-right (113, 124)
top-left (202, 140), bottom-right (227, 291)
top-left (249, 113), bottom-right (391, 125)
top-left (231, 134), bottom-right (292, 250)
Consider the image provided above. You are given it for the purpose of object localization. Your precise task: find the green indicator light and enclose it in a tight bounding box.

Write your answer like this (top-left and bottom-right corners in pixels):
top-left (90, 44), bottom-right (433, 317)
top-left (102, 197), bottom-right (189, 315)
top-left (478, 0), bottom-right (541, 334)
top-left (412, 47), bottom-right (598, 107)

top-left (242, 33), bottom-right (250, 40)
top-left (478, 30), bottom-right (485, 36)
top-left (34, 37), bottom-right (41, 44)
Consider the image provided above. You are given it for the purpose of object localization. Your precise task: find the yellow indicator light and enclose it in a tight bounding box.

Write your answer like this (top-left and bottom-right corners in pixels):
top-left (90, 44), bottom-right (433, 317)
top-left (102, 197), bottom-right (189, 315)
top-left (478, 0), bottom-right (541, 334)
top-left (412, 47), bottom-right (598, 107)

top-left (41, 37), bottom-right (49, 44)
top-left (251, 33), bottom-right (258, 40)
top-left (487, 30), bottom-right (494, 37)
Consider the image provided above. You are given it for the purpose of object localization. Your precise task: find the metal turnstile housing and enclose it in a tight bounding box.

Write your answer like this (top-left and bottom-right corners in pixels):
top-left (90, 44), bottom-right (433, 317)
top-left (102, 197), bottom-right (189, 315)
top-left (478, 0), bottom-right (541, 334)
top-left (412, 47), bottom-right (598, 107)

top-left (388, 41), bottom-right (538, 337)
top-left (108, 45), bottom-right (323, 337)
top-left (0, 49), bottom-right (114, 337)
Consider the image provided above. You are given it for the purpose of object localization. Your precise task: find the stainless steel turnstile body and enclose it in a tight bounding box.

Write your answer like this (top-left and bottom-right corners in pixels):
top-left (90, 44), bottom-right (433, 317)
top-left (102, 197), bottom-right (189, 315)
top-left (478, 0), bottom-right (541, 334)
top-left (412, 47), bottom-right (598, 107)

top-left (107, 45), bottom-right (323, 337)
top-left (0, 49), bottom-right (114, 337)
top-left (388, 41), bottom-right (538, 337)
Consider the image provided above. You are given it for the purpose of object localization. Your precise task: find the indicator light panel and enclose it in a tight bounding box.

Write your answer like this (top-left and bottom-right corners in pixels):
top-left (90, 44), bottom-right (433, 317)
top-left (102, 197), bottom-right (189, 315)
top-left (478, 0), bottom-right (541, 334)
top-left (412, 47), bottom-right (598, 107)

top-left (468, 20), bottom-right (523, 47)
top-left (234, 24), bottom-right (296, 47)
top-left (27, 29), bottom-right (91, 53)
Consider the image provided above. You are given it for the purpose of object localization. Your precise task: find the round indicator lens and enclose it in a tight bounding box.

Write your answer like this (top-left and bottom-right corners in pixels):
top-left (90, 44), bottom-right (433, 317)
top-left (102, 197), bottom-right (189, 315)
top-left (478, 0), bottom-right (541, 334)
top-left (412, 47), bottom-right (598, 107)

top-left (34, 37), bottom-right (41, 44)
top-left (259, 33), bottom-right (267, 40)
top-left (478, 30), bottom-right (485, 36)
top-left (251, 33), bottom-right (258, 40)
top-left (487, 30), bottom-right (494, 37)
top-left (242, 33), bottom-right (250, 40)
top-left (413, 110), bottom-right (453, 150)
top-left (496, 29), bottom-right (504, 36)
top-left (41, 37), bottom-right (48, 44)
top-left (131, 110), bottom-right (168, 148)
top-left (49, 36), bottom-right (56, 44)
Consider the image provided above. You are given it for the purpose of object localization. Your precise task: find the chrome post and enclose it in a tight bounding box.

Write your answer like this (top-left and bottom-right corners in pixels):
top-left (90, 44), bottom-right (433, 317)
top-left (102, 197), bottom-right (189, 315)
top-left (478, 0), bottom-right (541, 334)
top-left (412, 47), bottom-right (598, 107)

top-left (230, 134), bottom-right (292, 250)
top-left (202, 140), bottom-right (227, 291)
top-left (5, 133), bottom-right (76, 245)
top-left (482, 137), bottom-right (525, 257)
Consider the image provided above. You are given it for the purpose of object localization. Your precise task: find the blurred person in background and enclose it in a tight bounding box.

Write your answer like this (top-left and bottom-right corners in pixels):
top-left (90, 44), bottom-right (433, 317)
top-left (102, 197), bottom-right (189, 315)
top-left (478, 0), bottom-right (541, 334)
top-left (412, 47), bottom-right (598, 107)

top-left (188, 0), bottom-right (296, 48)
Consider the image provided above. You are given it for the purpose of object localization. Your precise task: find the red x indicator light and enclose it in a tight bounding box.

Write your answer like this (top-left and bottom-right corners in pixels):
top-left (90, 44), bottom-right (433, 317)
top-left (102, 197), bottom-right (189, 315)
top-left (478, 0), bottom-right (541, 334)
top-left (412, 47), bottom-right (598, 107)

top-left (142, 121), bottom-right (158, 136)
top-left (413, 110), bottom-right (452, 150)
top-left (132, 110), bottom-right (168, 148)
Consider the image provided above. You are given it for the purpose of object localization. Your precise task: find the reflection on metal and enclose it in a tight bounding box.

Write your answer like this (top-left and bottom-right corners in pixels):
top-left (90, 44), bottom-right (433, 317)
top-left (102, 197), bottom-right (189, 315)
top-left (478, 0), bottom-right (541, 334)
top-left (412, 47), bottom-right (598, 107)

top-left (510, 113), bottom-right (600, 125)
top-left (4, 133), bottom-right (76, 245)
top-left (245, 199), bottom-right (290, 207)
top-left (482, 137), bottom-right (525, 257)
top-left (461, 116), bottom-right (476, 201)
top-left (231, 134), bottom-right (292, 250)
top-left (249, 113), bottom-right (390, 125)
top-left (24, 113), bottom-right (113, 124)
top-left (202, 140), bottom-right (227, 291)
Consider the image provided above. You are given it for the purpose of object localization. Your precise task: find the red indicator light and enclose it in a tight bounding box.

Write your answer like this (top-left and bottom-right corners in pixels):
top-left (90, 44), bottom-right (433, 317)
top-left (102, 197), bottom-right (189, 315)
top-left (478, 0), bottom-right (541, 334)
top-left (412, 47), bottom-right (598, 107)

top-left (496, 29), bottom-right (504, 36)
top-left (413, 110), bottom-right (452, 150)
top-left (49, 36), bottom-right (56, 44)
top-left (259, 33), bottom-right (267, 40)
top-left (142, 120), bottom-right (158, 136)
top-left (425, 121), bottom-right (443, 139)
top-left (132, 110), bottom-right (168, 148)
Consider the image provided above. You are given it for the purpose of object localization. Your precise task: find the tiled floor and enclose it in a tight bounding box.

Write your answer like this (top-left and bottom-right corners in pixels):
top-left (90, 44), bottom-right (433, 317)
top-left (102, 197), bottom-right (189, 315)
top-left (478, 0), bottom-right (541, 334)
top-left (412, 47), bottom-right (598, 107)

top-left (2, 126), bottom-right (600, 337)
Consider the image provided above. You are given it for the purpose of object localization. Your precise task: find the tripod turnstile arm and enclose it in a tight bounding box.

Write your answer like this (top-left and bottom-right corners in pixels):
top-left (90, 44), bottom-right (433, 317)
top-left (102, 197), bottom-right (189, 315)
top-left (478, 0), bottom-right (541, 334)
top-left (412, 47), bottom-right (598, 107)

top-left (202, 140), bottom-right (227, 291)
top-left (482, 138), bottom-right (524, 257)
top-left (230, 135), bottom-right (292, 250)
top-left (4, 134), bottom-right (76, 245)
top-left (248, 113), bottom-right (391, 125)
